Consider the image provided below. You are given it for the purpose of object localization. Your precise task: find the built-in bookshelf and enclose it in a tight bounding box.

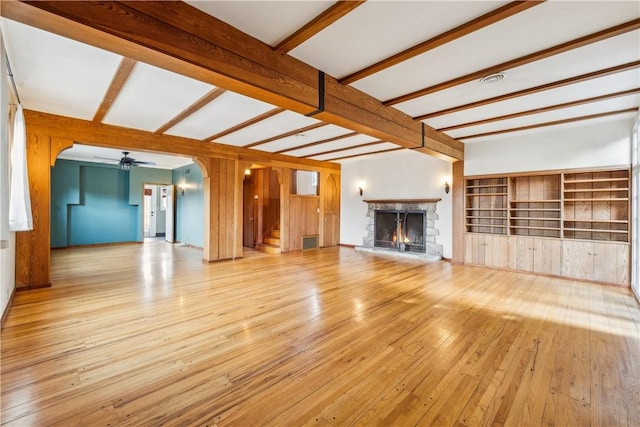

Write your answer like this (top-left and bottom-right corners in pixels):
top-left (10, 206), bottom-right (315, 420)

top-left (509, 175), bottom-right (561, 238)
top-left (563, 169), bottom-right (629, 242)
top-left (464, 167), bottom-right (631, 286)
top-left (465, 177), bottom-right (507, 235)
top-left (465, 168), bottom-right (630, 243)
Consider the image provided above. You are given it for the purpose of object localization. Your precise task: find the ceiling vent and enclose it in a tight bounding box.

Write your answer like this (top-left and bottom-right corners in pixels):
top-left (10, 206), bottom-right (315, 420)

top-left (481, 72), bottom-right (506, 84)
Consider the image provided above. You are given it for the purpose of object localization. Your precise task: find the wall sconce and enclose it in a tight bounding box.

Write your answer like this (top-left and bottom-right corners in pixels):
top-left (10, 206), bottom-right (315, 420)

top-left (357, 180), bottom-right (365, 197)
top-left (179, 185), bottom-right (185, 196)
top-left (244, 168), bottom-right (251, 176)
top-left (444, 181), bottom-right (450, 194)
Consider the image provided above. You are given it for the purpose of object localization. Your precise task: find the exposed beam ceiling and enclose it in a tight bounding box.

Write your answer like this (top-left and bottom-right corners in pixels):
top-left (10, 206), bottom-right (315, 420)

top-left (438, 88), bottom-right (640, 132)
top-left (6, 0), bottom-right (462, 161)
top-left (274, 0), bottom-right (366, 54)
top-left (385, 18), bottom-right (640, 106)
top-left (275, 131), bottom-right (359, 155)
top-left (205, 107), bottom-right (284, 142)
top-left (92, 57), bottom-right (136, 123)
top-left (243, 122), bottom-right (328, 149)
top-left (415, 60), bottom-right (640, 121)
top-left (458, 108), bottom-right (639, 140)
top-left (155, 87), bottom-right (226, 134)
top-left (340, 0), bottom-right (545, 85)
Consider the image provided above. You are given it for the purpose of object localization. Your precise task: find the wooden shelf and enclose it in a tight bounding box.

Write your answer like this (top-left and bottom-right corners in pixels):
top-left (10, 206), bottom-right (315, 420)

top-left (564, 188), bottom-right (628, 193)
top-left (466, 184), bottom-right (507, 189)
top-left (510, 208), bottom-right (561, 212)
top-left (564, 198), bottom-right (627, 202)
top-left (564, 177), bottom-right (628, 184)
top-left (511, 225), bottom-right (561, 231)
top-left (511, 199), bottom-right (561, 203)
top-left (564, 219), bottom-right (628, 224)
top-left (511, 217), bottom-right (561, 222)
top-left (466, 193), bottom-right (507, 197)
top-left (564, 227), bottom-right (628, 234)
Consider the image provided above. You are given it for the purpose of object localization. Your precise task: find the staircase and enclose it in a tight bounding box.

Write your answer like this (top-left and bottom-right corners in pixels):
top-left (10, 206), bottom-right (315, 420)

top-left (255, 223), bottom-right (281, 254)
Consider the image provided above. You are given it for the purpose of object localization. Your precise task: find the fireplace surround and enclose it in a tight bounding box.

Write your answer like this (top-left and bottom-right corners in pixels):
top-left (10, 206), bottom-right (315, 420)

top-left (360, 199), bottom-right (442, 261)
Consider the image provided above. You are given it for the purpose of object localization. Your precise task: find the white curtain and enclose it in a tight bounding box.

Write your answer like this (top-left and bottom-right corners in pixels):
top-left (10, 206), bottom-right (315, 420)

top-left (8, 104), bottom-right (32, 231)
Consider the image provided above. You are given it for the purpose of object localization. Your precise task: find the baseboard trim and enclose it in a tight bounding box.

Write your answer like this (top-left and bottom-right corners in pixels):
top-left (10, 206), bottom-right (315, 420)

top-left (1, 287), bottom-right (16, 329)
top-left (339, 244), bottom-right (356, 249)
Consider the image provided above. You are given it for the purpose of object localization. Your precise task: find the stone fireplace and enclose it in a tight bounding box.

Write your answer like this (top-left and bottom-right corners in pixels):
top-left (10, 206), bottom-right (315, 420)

top-left (361, 199), bottom-right (442, 261)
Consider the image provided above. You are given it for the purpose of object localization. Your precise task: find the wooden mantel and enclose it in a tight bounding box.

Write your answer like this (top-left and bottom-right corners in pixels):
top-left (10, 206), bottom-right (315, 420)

top-left (363, 199), bottom-right (442, 204)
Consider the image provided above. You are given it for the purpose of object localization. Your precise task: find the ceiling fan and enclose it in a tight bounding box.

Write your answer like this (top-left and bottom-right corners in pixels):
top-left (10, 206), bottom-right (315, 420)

top-left (95, 151), bottom-right (156, 171)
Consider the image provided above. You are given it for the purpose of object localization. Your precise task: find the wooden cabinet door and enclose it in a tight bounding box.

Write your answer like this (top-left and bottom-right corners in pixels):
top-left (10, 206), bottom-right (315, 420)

top-left (485, 235), bottom-right (509, 268)
top-left (562, 240), bottom-right (594, 280)
top-left (535, 238), bottom-right (562, 276)
top-left (464, 234), bottom-right (482, 265)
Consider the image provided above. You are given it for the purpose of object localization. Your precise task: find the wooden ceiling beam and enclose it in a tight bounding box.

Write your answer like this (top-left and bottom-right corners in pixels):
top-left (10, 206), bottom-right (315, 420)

top-left (302, 140), bottom-right (386, 158)
top-left (274, 1), bottom-right (366, 54)
top-left (155, 87), bottom-right (226, 134)
top-left (340, 0), bottom-right (544, 85)
top-left (243, 123), bottom-right (328, 149)
top-left (92, 57), bottom-right (136, 123)
top-left (457, 108), bottom-right (639, 140)
top-left (323, 147), bottom-right (405, 162)
top-left (438, 88), bottom-right (640, 132)
top-left (26, 110), bottom-right (340, 171)
top-left (205, 107), bottom-right (284, 142)
top-left (415, 60), bottom-right (640, 120)
top-left (385, 18), bottom-right (640, 106)
top-left (5, 0), bottom-right (462, 161)
top-left (275, 131), bottom-right (359, 154)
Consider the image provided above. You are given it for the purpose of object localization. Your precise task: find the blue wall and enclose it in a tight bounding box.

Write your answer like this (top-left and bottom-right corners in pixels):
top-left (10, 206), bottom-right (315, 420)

top-left (172, 164), bottom-right (204, 247)
top-left (51, 160), bottom-right (174, 247)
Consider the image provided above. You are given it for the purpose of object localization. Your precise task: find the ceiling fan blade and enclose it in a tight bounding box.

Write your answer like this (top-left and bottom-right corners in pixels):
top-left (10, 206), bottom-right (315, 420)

top-left (94, 156), bottom-right (121, 162)
top-left (133, 161), bottom-right (156, 166)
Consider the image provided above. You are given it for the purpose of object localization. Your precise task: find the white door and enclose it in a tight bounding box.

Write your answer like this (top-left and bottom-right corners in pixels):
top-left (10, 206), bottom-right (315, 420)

top-left (164, 185), bottom-right (175, 243)
top-left (143, 185), bottom-right (157, 237)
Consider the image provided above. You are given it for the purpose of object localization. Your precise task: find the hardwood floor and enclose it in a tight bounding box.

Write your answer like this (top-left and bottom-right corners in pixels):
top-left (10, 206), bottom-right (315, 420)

top-left (1, 242), bottom-right (639, 426)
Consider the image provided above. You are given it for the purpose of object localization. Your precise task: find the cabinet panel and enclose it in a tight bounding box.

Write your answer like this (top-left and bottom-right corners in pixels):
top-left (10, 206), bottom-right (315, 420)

top-left (465, 234), bottom-right (508, 268)
top-left (509, 237), bottom-right (561, 275)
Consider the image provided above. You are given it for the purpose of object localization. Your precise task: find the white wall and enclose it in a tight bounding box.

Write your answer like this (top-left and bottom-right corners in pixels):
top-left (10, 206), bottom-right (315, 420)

top-left (1, 26), bottom-right (17, 320)
top-left (340, 149), bottom-right (453, 258)
top-left (465, 116), bottom-right (634, 176)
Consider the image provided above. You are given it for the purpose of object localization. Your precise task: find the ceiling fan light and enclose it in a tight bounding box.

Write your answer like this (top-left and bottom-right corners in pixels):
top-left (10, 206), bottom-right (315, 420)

top-left (120, 162), bottom-right (131, 171)
top-left (481, 72), bottom-right (506, 84)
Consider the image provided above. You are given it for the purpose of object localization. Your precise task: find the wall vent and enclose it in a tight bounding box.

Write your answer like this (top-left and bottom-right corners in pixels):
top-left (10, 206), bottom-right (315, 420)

top-left (302, 235), bottom-right (319, 250)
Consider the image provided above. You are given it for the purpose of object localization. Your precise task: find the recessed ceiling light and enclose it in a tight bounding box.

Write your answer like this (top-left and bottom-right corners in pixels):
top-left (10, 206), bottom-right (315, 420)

top-left (481, 72), bottom-right (507, 84)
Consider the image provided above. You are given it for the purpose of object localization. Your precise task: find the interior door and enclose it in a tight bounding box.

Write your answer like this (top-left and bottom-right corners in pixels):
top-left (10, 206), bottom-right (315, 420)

top-left (164, 185), bottom-right (175, 243)
top-left (243, 175), bottom-right (255, 247)
top-left (323, 174), bottom-right (340, 247)
top-left (143, 185), bottom-right (157, 238)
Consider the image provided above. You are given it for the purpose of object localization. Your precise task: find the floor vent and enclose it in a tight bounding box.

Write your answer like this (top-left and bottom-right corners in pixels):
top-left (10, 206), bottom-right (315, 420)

top-left (302, 235), bottom-right (319, 250)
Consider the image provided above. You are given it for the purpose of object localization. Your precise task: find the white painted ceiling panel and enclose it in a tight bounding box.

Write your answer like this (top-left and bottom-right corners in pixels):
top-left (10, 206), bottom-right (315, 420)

top-left (165, 91), bottom-right (275, 140)
top-left (2, 19), bottom-right (121, 120)
top-left (255, 124), bottom-right (352, 153)
top-left (185, 0), bottom-right (335, 46)
top-left (289, 1), bottom-right (505, 79)
top-left (217, 110), bottom-right (319, 147)
top-left (102, 62), bottom-right (214, 132)
top-left (310, 142), bottom-right (399, 162)
top-left (285, 134), bottom-right (381, 157)
top-left (352, 1), bottom-right (640, 102)
top-left (447, 96), bottom-right (640, 139)
top-left (426, 69), bottom-right (640, 130)
top-left (396, 32), bottom-right (640, 118)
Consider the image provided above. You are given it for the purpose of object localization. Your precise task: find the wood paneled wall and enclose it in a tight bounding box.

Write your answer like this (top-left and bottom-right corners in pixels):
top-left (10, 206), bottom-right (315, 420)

top-left (288, 196), bottom-right (320, 251)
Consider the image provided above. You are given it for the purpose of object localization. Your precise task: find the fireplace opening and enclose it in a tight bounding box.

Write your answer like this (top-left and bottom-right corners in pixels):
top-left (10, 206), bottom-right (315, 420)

top-left (374, 210), bottom-right (426, 253)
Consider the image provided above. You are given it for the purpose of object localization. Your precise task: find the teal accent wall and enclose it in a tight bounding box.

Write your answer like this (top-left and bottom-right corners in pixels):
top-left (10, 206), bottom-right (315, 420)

top-left (172, 164), bottom-right (204, 247)
top-left (51, 160), bottom-right (174, 247)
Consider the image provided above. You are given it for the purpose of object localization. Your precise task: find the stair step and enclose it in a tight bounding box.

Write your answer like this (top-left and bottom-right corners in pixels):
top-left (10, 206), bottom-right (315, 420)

top-left (264, 236), bottom-right (280, 246)
top-left (270, 229), bottom-right (281, 238)
top-left (255, 243), bottom-right (281, 254)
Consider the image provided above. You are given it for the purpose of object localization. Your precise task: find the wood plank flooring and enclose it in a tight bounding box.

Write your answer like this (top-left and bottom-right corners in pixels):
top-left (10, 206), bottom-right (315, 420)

top-left (1, 242), bottom-right (639, 426)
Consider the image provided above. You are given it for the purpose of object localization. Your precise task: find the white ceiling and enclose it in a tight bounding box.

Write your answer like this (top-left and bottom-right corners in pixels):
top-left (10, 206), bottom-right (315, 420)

top-left (2, 1), bottom-right (639, 168)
